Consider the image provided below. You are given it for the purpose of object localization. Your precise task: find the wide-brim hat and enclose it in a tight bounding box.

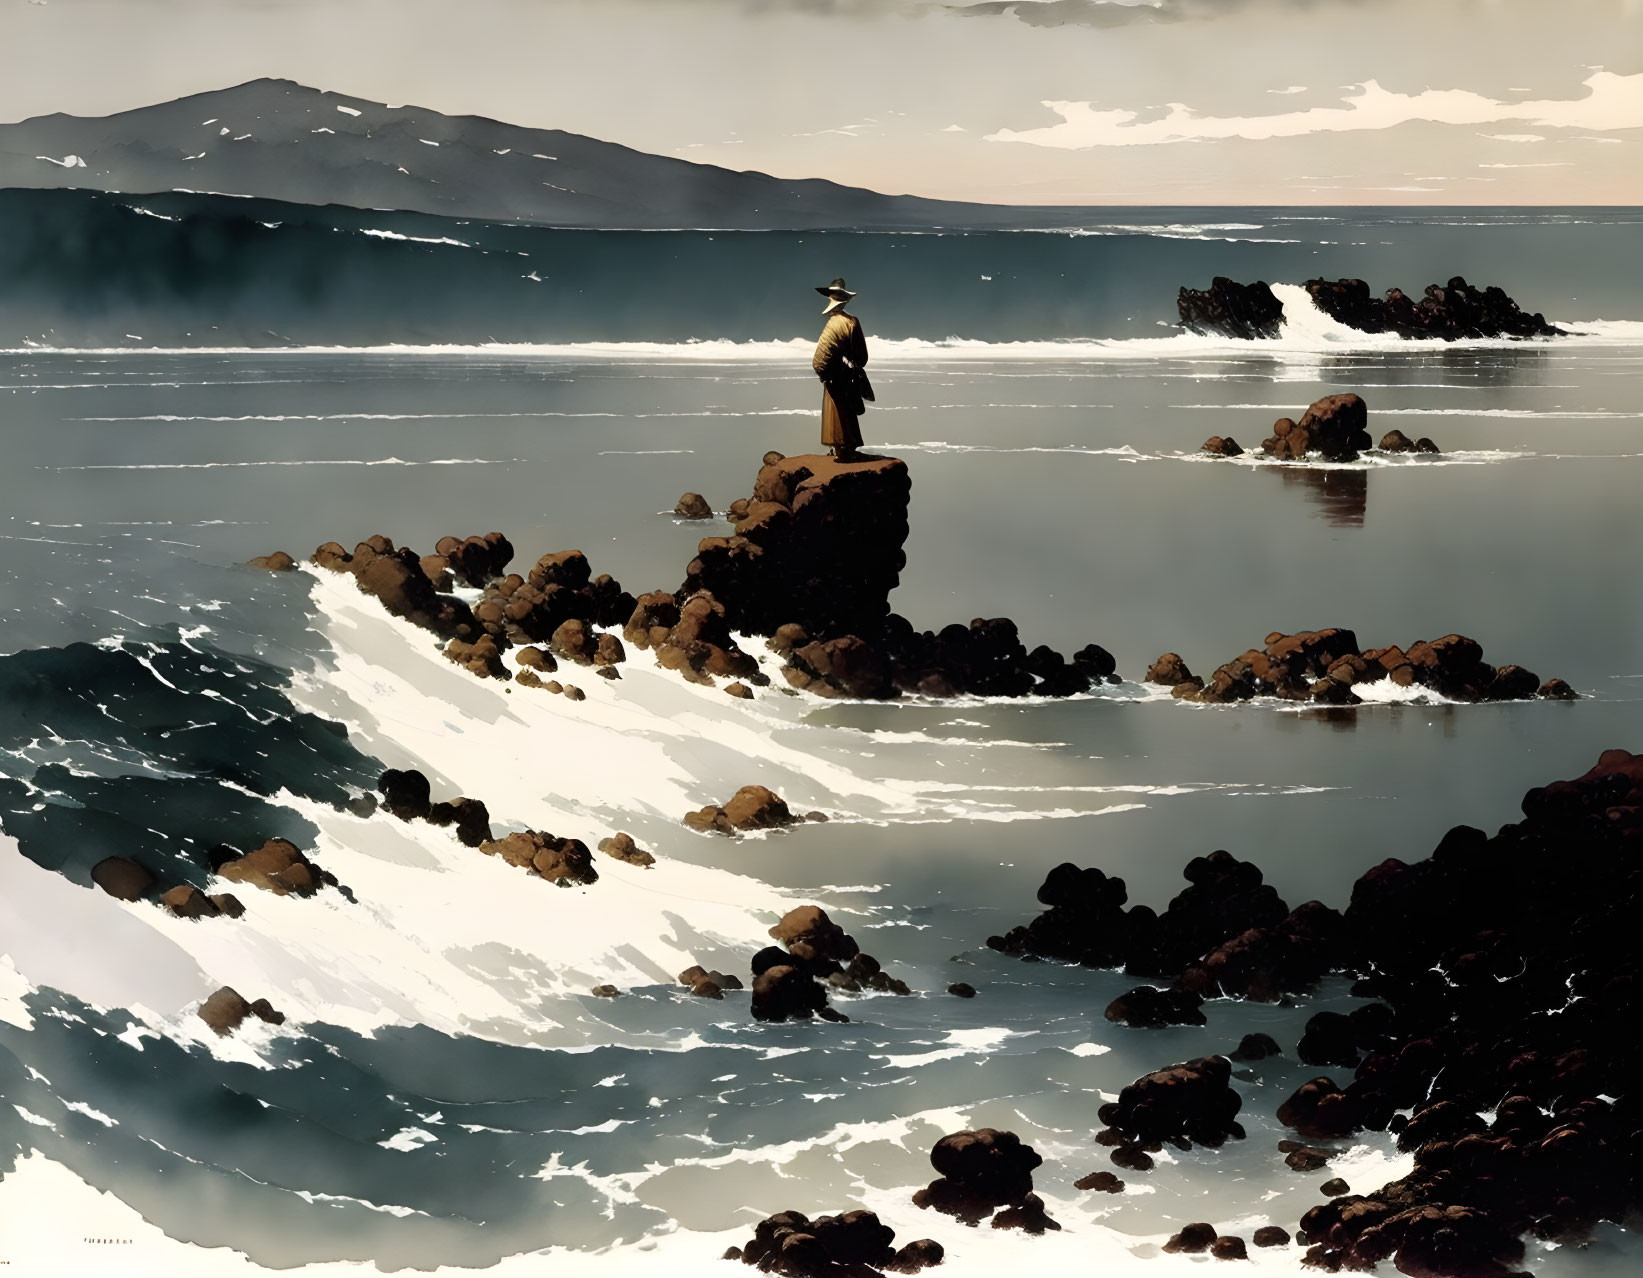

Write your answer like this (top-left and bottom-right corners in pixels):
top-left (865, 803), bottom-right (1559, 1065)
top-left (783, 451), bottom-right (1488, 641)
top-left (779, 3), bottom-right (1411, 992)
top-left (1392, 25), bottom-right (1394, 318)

top-left (815, 277), bottom-right (857, 300)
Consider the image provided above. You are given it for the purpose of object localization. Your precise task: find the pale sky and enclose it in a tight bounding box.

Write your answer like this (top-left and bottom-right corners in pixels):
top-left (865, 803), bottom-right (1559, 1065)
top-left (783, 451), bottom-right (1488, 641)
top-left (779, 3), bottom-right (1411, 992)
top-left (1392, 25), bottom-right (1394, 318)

top-left (2, 0), bottom-right (1640, 203)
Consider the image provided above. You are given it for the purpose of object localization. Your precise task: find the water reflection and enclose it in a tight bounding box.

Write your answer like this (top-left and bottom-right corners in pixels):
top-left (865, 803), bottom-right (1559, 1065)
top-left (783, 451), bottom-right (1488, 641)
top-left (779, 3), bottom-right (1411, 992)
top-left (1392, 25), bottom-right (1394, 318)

top-left (1307, 345), bottom-right (1555, 390)
top-left (1271, 465), bottom-right (1369, 527)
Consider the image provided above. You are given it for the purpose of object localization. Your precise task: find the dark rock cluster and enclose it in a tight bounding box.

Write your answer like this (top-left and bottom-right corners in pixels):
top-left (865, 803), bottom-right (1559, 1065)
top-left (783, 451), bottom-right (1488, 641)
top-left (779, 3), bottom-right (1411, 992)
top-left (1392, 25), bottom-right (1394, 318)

top-left (727, 1208), bottom-right (942, 1275)
top-left (913, 1128), bottom-right (1056, 1232)
top-left (1099, 1056), bottom-right (1246, 1157)
top-left (989, 748), bottom-right (1643, 1277)
top-left (750, 905), bottom-right (910, 1022)
top-left (373, 765), bottom-right (598, 886)
top-left (1304, 275), bottom-right (1564, 341)
top-left (1176, 275), bottom-right (1563, 342)
top-left (1177, 277), bottom-right (1285, 340)
top-left (308, 531), bottom-right (639, 688)
top-left (689, 453), bottom-right (1118, 700)
top-left (1282, 748), bottom-right (1643, 1276)
top-left (376, 767), bottom-right (494, 845)
top-left (1144, 628), bottom-right (1574, 706)
top-left (987, 849), bottom-right (1299, 993)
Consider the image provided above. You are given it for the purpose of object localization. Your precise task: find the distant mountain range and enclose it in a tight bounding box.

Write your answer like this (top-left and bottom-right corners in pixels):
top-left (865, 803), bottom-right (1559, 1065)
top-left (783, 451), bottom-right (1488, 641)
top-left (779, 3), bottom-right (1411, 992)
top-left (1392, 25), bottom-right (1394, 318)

top-left (0, 79), bottom-right (1033, 230)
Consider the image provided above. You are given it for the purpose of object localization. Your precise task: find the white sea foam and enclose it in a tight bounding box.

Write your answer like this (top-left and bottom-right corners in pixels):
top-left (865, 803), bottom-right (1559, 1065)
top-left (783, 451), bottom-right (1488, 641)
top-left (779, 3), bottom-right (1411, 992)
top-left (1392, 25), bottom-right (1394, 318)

top-left (6, 288), bottom-right (1642, 363)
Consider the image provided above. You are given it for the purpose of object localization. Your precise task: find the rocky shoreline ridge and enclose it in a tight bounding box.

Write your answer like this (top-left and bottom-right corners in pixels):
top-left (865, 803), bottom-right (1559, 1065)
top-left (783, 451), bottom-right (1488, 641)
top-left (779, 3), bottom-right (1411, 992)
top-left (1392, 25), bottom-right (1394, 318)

top-left (254, 449), bottom-right (1119, 703)
top-left (250, 447), bottom-right (1571, 709)
top-left (1178, 276), bottom-right (1565, 341)
top-left (981, 747), bottom-right (1640, 1278)
top-left (1143, 627), bottom-right (1574, 706)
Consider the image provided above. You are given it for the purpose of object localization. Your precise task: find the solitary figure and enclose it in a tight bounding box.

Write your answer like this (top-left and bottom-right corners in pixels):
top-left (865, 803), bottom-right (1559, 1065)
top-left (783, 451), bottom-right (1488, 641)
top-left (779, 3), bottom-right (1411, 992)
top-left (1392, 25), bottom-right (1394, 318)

top-left (812, 277), bottom-right (871, 459)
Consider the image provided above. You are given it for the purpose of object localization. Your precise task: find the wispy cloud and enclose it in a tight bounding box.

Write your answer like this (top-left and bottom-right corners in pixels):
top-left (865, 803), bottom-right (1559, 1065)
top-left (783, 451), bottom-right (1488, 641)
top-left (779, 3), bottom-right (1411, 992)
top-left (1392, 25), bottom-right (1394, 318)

top-left (985, 71), bottom-right (1643, 148)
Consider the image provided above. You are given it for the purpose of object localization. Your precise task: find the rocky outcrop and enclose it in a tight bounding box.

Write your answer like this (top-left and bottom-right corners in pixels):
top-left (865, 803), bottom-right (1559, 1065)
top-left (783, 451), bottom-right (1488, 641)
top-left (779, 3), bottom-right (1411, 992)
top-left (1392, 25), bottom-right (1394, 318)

top-left (673, 492), bottom-right (712, 520)
top-left (1143, 629), bottom-right (1573, 705)
top-left (681, 453), bottom-right (1117, 700)
top-left (215, 838), bottom-right (334, 897)
top-left (245, 550), bottom-right (296, 572)
top-left (749, 905), bottom-right (910, 1021)
top-left (684, 784), bottom-right (804, 835)
top-left (986, 850), bottom-right (1292, 983)
top-left (1263, 394), bottom-right (1372, 463)
top-left (1178, 278), bottom-right (1284, 340)
top-left (376, 770), bottom-right (493, 846)
top-left (310, 531), bottom-right (641, 685)
top-left (1099, 1056), bottom-right (1246, 1151)
top-left (913, 1128), bottom-right (1050, 1229)
top-left (1177, 275), bottom-right (1563, 341)
top-left (730, 1208), bottom-right (942, 1275)
top-left (479, 830), bottom-right (598, 886)
top-left (597, 832), bottom-right (655, 867)
top-left (300, 452), bottom-right (1117, 701)
top-left (1305, 275), bottom-right (1564, 340)
top-left (197, 986), bottom-right (285, 1036)
top-left (684, 453), bottom-right (911, 640)
top-left (1201, 435), bottom-right (1244, 457)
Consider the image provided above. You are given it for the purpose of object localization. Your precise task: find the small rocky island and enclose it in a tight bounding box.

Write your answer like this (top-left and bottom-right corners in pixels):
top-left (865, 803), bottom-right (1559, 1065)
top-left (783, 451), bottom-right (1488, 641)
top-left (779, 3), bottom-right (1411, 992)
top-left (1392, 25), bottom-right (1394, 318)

top-left (1201, 393), bottom-right (1438, 463)
top-left (1179, 275), bottom-right (1564, 341)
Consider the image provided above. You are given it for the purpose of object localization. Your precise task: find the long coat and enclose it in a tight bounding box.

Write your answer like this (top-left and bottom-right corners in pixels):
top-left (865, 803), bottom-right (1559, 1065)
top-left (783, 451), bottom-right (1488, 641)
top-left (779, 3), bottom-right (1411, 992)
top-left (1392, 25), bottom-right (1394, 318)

top-left (813, 312), bottom-right (869, 451)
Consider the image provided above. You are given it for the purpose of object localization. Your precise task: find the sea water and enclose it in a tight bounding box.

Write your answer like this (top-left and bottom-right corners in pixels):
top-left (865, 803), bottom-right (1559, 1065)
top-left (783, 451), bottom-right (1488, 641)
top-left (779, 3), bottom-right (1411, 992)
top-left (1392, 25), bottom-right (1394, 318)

top-left (0, 208), bottom-right (1640, 1276)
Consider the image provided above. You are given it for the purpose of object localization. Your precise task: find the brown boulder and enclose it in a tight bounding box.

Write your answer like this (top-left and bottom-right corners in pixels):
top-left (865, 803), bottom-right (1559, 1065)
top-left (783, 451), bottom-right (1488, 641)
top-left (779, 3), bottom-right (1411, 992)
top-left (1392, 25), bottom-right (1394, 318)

top-left (785, 635), bottom-right (897, 700)
top-left (246, 550), bottom-right (296, 572)
top-left (624, 591), bottom-right (681, 647)
top-left (198, 986), bottom-right (285, 1037)
top-left (593, 633), bottom-right (626, 667)
top-left (162, 885), bottom-right (223, 918)
top-left (551, 619), bottom-right (597, 663)
top-left (722, 784), bottom-right (798, 830)
top-left (769, 905), bottom-right (859, 963)
top-left (516, 645), bottom-right (557, 672)
top-left (1145, 653), bottom-right (1195, 686)
top-left (674, 492), bottom-right (712, 519)
top-left (597, 832), bottom-right (655, 868)
top-left (529, 550), bottom-right (591, 590)
top-left (1202, 436), bottom-right (1244, 457)
top-left (479, 831), bottom-right (599, 885)
top-left (216, 839), bottom-right (324, 897)
top-left (443, 634), bottom-right (506, 679)
top-left (419, 554), bottom-right (454, 590)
